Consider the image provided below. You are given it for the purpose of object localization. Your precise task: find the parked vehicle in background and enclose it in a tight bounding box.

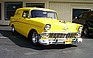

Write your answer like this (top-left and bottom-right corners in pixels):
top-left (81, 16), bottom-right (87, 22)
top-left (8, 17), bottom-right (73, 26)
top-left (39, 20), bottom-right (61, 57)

top-left (73, 11), bottom-right (93, 36)
top-left (10, 7), bottom-right (83, 45)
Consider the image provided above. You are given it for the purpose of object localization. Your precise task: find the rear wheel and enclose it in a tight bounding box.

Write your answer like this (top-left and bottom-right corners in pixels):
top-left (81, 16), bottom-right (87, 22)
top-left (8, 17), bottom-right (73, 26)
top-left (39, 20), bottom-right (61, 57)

top-left (11, 25), bottom-right (16, 33)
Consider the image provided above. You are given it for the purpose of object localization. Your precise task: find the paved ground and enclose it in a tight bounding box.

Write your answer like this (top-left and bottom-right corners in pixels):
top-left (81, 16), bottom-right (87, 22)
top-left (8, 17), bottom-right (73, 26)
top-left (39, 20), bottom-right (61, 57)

top-left (0, 26), bottom-right (93, 58)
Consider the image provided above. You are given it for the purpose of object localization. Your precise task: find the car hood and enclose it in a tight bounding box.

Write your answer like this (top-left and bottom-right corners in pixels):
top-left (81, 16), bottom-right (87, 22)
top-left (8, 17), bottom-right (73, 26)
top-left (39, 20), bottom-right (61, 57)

top-left (30, 18), bottom-right (82, 32)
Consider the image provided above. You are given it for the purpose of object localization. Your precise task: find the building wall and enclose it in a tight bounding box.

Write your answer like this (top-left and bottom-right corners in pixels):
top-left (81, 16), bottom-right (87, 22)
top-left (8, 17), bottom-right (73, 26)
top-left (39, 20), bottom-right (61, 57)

top-left (49, 0), bottom-right (93, 2)
top-left (50, 3), bottom-right (72, 21)
top-left (0, 0), bottom-right (48, 25)
top-left (0, 0), bottom-right (93, 25)
top-left (49, 2), bottom-right (93, 22)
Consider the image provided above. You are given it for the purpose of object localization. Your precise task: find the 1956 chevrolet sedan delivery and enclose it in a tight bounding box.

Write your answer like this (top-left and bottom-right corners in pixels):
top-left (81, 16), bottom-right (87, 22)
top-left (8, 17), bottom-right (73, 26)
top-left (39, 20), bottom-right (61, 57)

top-left (10, 7), bottom-right (83, 45)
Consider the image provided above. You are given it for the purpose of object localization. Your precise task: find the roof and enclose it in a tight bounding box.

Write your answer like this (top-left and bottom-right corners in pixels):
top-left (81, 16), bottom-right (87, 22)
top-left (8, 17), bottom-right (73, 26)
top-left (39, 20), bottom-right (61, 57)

top-left (17, 7), bottom-right (56, 12)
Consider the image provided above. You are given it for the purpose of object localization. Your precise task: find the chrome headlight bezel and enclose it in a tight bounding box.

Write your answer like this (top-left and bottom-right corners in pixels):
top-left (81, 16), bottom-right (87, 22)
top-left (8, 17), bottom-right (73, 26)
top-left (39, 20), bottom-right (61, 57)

top-left (44, 24), bottom-right (51, 31)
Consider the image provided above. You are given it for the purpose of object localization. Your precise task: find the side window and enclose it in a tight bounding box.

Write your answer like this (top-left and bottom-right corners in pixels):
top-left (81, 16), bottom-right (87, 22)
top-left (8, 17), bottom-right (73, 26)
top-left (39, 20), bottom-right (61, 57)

top-left (22, 11), bottom-right (29, 18)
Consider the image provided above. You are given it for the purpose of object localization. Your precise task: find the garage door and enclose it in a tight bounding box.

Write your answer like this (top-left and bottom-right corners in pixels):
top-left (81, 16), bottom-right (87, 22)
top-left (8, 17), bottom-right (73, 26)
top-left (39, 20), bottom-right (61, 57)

top-left (49, 3), bottom-right (72, 22)
top-left (49, 2), bottom-right (93, 22)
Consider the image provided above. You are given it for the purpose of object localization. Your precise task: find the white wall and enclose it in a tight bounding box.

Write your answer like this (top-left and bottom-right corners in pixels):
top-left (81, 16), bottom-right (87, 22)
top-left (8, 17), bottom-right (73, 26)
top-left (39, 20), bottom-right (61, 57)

top-left (49, 0), bottom-right (93, 2)
top-left (50, 3), bottom-right (72, 22)
top-left (49, 2), bottom-right (93, 22)
top-left (0, 0), bottom-right (48, 25)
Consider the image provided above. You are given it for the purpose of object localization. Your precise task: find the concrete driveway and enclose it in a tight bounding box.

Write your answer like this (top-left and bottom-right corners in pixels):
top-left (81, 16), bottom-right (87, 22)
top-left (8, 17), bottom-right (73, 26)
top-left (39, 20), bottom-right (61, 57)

top-left (0, 25), bottom-right (93, 58)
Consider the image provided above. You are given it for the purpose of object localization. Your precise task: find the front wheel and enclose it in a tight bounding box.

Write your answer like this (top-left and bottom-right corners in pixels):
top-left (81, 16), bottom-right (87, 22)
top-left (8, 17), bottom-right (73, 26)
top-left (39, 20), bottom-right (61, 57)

top-left (29, 31), bottom-right (40, 45)
top-left (32, 31), bottom-right (38, 44)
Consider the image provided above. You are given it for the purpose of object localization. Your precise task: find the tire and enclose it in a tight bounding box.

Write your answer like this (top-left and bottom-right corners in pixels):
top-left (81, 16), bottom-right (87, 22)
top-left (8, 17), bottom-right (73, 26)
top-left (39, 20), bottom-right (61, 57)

top-left (29, 30), bottom-right (40, 45)
top-left (11, 26), bottom-right (16, 33)
top-left (82, 27), bottom-right (89, 37)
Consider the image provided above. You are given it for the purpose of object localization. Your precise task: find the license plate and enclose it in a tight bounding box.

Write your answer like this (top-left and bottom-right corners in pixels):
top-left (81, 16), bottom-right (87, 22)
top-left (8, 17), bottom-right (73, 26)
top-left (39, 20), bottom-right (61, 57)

top-left (65, 40), bottom-right (72, 44)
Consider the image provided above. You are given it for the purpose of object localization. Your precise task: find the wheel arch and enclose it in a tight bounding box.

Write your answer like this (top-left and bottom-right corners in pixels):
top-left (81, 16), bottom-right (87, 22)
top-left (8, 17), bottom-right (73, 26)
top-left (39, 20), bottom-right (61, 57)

top-left (28, 29), bottom-right (37, 38)
top-left (11, 24), bottom-right (14, 27)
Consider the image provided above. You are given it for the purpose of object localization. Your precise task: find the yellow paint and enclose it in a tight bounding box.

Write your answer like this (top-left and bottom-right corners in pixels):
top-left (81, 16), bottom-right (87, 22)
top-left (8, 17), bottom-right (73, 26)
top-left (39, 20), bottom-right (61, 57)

top-left (10, 7), bottom-right (83, 38)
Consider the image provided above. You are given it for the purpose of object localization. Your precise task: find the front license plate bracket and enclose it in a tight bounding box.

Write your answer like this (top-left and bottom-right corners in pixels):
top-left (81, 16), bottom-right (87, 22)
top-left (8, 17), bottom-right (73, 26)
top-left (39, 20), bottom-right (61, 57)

top-left (65, 40), bottom-right (72, 44)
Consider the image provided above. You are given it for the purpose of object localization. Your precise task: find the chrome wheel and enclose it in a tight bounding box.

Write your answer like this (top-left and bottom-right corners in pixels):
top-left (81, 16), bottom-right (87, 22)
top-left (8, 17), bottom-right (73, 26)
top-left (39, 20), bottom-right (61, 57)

top-left (11, 26), bottom-right (15, 33)
top-left (32, 31), bottom-right (38, 44)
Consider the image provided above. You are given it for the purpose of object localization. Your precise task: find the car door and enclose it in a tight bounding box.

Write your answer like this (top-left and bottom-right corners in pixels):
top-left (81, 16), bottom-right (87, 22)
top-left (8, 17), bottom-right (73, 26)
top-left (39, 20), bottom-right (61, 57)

top-left (17, 10), bottom-right (30, 36)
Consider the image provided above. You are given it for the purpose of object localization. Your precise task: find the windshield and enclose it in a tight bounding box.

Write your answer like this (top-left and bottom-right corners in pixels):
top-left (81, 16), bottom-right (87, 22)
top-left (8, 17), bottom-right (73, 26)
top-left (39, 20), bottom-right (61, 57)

top-left (31, 10), bottom-right (57, 19)
top-left (87, 13), bottom-right (93, 19)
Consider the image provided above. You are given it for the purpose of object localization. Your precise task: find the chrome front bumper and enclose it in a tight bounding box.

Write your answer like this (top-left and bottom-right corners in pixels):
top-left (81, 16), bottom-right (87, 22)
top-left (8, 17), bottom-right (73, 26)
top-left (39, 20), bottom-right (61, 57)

top-left (38, 32), bottom-right (82, 45)
top-left (39, 38), bottom-right (82, 45)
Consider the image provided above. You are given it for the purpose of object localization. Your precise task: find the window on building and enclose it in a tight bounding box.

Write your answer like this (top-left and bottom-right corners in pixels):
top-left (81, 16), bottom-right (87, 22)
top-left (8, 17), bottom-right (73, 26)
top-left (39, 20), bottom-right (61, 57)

top-left (5, 2), bottom-right (23, 20)
top-left (72, 9), bottom-right (91, 20)
top-left (0, 3), bottom-right (1, 20)
top-left (26, 3), bottom-right (45, 8)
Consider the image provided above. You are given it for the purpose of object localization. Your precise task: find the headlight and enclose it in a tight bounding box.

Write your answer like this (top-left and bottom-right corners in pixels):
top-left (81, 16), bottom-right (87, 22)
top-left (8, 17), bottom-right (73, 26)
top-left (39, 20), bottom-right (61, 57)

top-left (44, 24), bottom-right (51, 30)
top-left (78, 26), bottom-right (83, 31)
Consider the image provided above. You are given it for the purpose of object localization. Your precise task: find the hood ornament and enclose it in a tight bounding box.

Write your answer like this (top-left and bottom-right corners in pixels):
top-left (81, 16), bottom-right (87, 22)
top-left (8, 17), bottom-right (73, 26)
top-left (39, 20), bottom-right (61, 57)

top-left (63, 23), bottom-right (68, 31)
top-left (64, 27), bottom-right (68, 31)
top-left (59, 20), bottom-right (68, 31)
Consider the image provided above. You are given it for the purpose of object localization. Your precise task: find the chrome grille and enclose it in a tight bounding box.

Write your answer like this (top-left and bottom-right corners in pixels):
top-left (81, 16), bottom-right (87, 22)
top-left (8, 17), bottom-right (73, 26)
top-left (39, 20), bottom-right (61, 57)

top-left (49, 33), bottom-right (78, 38)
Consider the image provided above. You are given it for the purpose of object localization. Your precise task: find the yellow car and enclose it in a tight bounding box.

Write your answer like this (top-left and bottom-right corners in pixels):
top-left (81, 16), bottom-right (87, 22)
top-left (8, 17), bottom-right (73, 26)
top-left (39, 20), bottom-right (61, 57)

top-left (10, 7), bottom-right (83, 45)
